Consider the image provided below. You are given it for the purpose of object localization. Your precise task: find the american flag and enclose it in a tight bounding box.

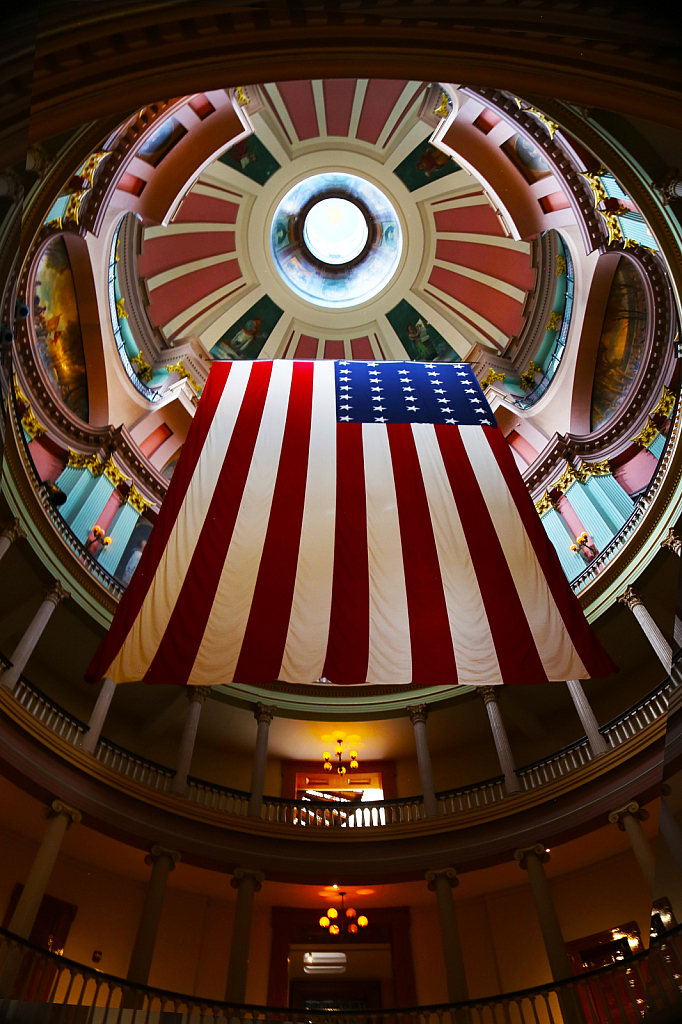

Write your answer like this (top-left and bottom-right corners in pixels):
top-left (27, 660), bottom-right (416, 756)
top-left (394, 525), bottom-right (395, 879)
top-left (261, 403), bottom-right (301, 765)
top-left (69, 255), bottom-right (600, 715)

top-left (87, 360), bottom-right (614, 689)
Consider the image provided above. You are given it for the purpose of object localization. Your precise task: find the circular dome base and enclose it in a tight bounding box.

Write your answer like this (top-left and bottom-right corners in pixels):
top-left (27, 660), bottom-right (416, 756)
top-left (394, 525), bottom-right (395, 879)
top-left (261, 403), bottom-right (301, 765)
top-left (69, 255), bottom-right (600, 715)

top-left (271, 172), bottom-right (402, 309)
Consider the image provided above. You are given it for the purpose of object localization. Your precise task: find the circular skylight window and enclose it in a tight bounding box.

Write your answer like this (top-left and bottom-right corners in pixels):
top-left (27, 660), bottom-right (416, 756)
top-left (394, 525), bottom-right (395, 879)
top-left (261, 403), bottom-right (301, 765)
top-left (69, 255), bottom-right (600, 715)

top-left (303, 198), bottom-right (369, 265)
top-left (271, 172), bottom-right (402, 309)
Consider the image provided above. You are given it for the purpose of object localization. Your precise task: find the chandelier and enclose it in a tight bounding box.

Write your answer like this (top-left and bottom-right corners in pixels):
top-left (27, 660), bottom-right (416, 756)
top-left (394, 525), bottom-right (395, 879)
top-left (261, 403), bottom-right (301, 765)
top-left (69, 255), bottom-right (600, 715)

top-left (319, 891), bottom-right (368, 936)
top-left (323, 737), bottom-right (359, 776)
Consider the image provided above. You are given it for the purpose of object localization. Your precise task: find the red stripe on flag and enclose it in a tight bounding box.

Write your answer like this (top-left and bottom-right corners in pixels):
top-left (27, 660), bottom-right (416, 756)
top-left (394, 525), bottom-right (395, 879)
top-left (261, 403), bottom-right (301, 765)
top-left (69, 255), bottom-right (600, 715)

top-left (234, 362), bottom-right (315, 683)
top-left (143, 362), bottom-right (274, 685)
top-left (323, 424), bottom-right (370, 685)
top-left (387, 424), bottom-right (458, 685)
top-left (85, 362), bottom-right (233, 683)
top-left (435, 425), bottom-right (548, 686)
top-left (485, 427), bottom-right (617, 678)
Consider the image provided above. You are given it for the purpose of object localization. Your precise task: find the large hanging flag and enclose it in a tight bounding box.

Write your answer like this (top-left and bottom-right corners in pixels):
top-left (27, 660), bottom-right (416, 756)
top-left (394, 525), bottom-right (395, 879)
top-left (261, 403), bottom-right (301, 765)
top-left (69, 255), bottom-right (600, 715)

top-left (87, 360), bottom-right (615, 688)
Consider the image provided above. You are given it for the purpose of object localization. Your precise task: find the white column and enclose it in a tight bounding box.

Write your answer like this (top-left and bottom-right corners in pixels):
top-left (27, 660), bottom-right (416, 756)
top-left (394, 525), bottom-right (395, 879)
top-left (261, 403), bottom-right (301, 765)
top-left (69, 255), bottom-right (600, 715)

top-left (8, 801), bottom-right (81, 939)
top-left (609, 801), bottom-right (657, 891)
top-left (80, 677), bottom-right (116, 754)
top-left (515, 845), bottom-right (572, 982)
top-left (565, 679), bottom-right (608, 756)
top-left (0, 519), bottom-right (26, 563)
top-left (618, 586), bottom-right (673, 673)
top-left (225, 867), bottom-right (264, 1003)
top-left (0, 581), bottom-right (70, 692)
top-left (660, 531), bottom-right (682, 647)
top-left (425, 868), bottom-right (468, 1002)
top-left (126, 846), bottom-right (181, 985)
top-left (479, 687), bottom-right (522, 794)
top-left (170, 687), bottom-right (211, 795)
top-left (407, 705), bottom-right (439, 817)
top-left (248, 703), bottom-right (275, 817)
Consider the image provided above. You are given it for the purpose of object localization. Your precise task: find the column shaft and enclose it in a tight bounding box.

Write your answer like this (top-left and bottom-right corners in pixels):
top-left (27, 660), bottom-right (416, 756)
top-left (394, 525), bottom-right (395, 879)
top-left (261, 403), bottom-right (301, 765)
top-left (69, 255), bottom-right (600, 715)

top-left (126, 849), bottom-right (178, 985)
top-left (432, 874), bottom-right (468, 1002)
top-left (409, 711), bottom-right (438, 817)
top-left (516, 847), bottom-right (572, 982)
top-left (1, 584), bottom-right (68, 692)
top-left (565, 680), bottom-right (608, 756)
top-left (248, 705), bottom-right (275, 817)
top-left (225, 872), bottom-right (262, 1003)
top-left (80, 677), bottom-right (116, 754)
top-left (632, 604), bottom-right (673, 672)
top-left (481, 689), bottom-right (521, 794)
top-left (0, 521), bottom-right (25, 563)
top-left (9, 803), bottom-right (81, 939)
top-left (170, 690), bottom-right (208, 795)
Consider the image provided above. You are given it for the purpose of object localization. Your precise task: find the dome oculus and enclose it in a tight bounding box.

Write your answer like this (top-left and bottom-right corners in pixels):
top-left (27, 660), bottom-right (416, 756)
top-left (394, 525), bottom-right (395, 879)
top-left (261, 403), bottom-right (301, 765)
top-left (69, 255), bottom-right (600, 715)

top-left (271, 172), bottom-right (402, 309)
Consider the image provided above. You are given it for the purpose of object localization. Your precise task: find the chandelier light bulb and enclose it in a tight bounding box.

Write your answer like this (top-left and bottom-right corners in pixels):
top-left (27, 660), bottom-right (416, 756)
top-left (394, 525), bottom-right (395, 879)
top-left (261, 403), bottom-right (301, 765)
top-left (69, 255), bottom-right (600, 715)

top-left (319, 916), bottom-right (330, 929)
top-left (349, 750), bottom-right (358, 759)
top-left (346, 907), bottom-right (356, 919)
top-left (348, 923), bottom-right (358, 934)
top-left (323, 752), bottom-right (331, 760)
top-left (357, 916), bottom-right (368, 928)
top-left (327, 907), bottom-right (338, 919)
top-left (338, 765), bottom-right (346, 775)
top-left (329, 924), bottom-right (340, 936)
top-left (350, 759), bottom-right (359, 770)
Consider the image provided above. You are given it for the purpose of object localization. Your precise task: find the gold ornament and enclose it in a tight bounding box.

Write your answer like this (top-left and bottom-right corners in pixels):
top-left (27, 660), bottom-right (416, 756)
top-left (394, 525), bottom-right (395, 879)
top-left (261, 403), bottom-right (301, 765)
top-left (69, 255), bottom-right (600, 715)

top-left (102, 456), bottom-right (130, 488)
top-left (546, 311), bottom-right (562, 332)
top-left (21, 407), bottom-right (46, 439)
top-left (519, 360), bottom-right (541, 392)
top-left (435, 91), bottom-right (450, 119)
top-left (579, 168), bottom-right (609, 206)
top-left (115, 297), bottom-right (128, 320)
top-left (556, 255), bottom-right (567, 275)
top-left (631, 416), bottom-right (660, 450)
top-left (235, 86), bottom-right (249, 106)
top-left (127, 484), bottom-right (153, 515)
top-left (166, 360), bottom-right (200, 394)
top-left (480, 369), bottom-right (506, 389)
top-left (654, 385), bottom-right (676, 420)
top-left (131, 351), bottom-right (152, 383)
top-left (534, 490), bottom-right (556, 516)
top-left (580, 458), bottom-right (611, 478)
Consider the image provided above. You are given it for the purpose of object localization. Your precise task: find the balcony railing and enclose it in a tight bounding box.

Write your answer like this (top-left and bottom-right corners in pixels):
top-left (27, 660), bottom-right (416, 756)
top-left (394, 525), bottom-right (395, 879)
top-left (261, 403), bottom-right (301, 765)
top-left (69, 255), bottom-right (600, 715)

top-left (1, 920), bottom-right (682, 1021)
top-left (5, 663), bottom-right (675, 832)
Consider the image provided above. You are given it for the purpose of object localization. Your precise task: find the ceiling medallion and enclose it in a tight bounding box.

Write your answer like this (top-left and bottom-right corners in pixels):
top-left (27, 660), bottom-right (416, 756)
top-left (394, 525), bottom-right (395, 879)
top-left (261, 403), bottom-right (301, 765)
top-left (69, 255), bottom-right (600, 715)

top-left (271, 172), bottom-right (402, 309)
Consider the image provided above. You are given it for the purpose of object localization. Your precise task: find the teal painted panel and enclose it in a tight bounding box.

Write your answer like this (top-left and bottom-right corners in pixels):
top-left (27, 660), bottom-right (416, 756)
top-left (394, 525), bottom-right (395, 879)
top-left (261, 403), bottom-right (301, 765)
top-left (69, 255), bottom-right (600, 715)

top-left (393, 138), bottom-right (460, 192)
top-left (385, 299), bottom-right (459, 362)
top-left (209, 295), bottom-right (284, 361)
top-left (218, 135), bottom-right (280, 186)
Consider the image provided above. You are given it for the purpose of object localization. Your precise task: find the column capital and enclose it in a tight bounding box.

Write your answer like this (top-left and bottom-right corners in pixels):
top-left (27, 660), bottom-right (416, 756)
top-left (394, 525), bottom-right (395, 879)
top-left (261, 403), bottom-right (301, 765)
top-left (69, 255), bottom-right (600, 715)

top-left (425, 867), bottom-right (459, 891)
top-left (145, 845), bottom-right (182, 869)
top-left (661, 528), bottom-right (682, 556)
top-left (407, 704), bottom-right (428, 725)
top-left (1, 519), bottom-right (26, 544)
top-left (231, 866), bottom-right (264, 892)
top-left (187, 686), bottom-right (212, 706)
top-left (617, 585), bottom-right (643, 612)
top-left (43, 800), bottom-right (82, 825)
top-left (44, 580), bottom-right (70, 607)
top-left (608, 801), bottom-right (648, 829)
top-left (478, 686), bottom-right (499, 706)
top-left (254, 702), bottom-right (276, 724)
top-left (514, 843), bottom-right (549, 869)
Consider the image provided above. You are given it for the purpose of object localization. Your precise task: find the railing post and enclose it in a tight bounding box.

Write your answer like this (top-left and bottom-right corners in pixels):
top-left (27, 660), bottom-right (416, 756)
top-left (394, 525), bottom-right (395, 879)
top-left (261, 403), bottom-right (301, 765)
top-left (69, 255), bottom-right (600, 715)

top-left (0, 581), bottom-right (70, 692)
top-left (80, 677), bottom-right (116, 754)
top-left (408, 705), bottom-right (439, 817)
top-left (565, 680), bottom-right (608, 757)
top-left (225, 867), bottom-right (264, 1003)
top-left (608, 801), bottom-right (657, 890)
top-left (617, 586), bottom-right (673, 673)
top-left (425, 868), bottom-right (468, 1003)
top-left (170, 687), bottom-right (212, 795)
top-left (127, 846), bottom-right (181, 986)
top-left (478, 687), bottom-right (521, 794)
top-left (248, 703), bottom-right (276, 818)
top-left (0, 519), bottom-right (26, 563)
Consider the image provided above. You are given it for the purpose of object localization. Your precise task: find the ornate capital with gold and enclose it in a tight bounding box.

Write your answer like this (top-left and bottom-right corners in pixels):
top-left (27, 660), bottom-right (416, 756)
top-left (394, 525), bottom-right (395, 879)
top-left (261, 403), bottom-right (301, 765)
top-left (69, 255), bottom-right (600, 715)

top-left (102, 456), bottom-right (130, 489)
top-left (407, 704), bottom-right (428, 726)
top-left (617, 585), bottom-right (643, 612)
top-left (254, 702), bottom-right (276, 725)
top-left (480, 368), bottom-right (506, 390)
top-left (127, 484), bottom-right (153, 515)
top-left (653, 386), bottom-right (676, 420)
top-left (579, 458), bottom-right (611, 479)
top-left (1, 519), bottom-right (26, 545)
top-left (534, 490), bottom-right (558, 517)
top-left (44, 580), bottom-right (70, 607)
top-left (631, 416), bottom-right (660, 450)
top-left (661, 528), bottom-right (682, 556)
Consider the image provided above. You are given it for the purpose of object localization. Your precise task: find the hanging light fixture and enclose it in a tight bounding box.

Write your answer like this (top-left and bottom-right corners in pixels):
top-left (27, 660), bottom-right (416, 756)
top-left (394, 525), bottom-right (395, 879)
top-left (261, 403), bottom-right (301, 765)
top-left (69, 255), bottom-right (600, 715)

top-left (323, 737), bottom-right (359, 775)
top-left (319, 892), bottom-right (369, 936)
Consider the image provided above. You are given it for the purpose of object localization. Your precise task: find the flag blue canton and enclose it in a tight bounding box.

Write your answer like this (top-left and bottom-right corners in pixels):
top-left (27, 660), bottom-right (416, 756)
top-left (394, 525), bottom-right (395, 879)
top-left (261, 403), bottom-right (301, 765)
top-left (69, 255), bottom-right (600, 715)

top-left (333, 361), bottom-right (497, 427)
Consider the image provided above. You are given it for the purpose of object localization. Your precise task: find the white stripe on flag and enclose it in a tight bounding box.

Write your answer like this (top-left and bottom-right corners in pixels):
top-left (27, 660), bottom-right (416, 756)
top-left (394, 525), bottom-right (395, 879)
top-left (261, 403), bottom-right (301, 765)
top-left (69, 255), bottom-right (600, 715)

top-left (107, 361), bottom-right (254, 683)
top-left (411, 424), bottom-right (504, 687)
top-left (279, 361), bottom-right (337, 683)
top-left (362, 423), bottom-right (412, 684)
top-left (188, 360), bottom-right (294, 682)
top-left (459, 427), bottom-right (588, 681)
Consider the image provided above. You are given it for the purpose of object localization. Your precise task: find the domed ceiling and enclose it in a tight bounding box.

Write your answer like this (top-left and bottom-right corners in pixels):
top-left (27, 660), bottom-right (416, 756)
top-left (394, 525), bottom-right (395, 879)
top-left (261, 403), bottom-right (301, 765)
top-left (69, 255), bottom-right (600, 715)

top-left (131, 79), bottom-right (537, 385)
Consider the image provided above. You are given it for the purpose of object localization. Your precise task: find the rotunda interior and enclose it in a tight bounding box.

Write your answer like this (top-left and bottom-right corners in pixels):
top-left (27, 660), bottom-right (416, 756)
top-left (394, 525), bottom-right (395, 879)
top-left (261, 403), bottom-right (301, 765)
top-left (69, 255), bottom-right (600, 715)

top-left (1, 2), bottom-right (682, 1020)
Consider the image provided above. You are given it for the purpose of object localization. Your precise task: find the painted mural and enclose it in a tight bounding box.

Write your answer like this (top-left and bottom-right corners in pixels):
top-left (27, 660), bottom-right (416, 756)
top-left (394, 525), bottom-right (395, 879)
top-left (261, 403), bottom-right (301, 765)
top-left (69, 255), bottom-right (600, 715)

top-left (218, 135), bottom-right (280, 186)
top-left (33, 237), bottom-right (89, 421)
top-left (386, 300), bottom-right (458, 362)
top-left (590, 258), bottom-right (648, 430)
top-left (393, 138), bottom-right (461, 193)
top-left (501, 133), bottom-right (551, 183)
top-left (209, 294), bottom-right (284, 361)
top-left (114, 515), bottom-right (153, 586)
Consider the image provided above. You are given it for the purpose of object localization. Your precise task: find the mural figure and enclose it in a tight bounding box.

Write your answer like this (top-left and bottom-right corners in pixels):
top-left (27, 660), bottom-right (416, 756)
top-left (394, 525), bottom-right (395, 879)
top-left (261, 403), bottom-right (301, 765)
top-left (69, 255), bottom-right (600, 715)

top-left (33, 237), bottom-right (89, 421)
top-left (209, 294), bottom-right (284, 362)
top-left (114, 517), bottom-right (153, 585)
top-left (387, 300), bottom-right (458, 362)
top-left (501, 134), bottom-right (551, 183)
top-left (590, 258), bottom-right (648, 430)
top-left (393, 138), bottom-right (461, 193)
top-left (122, 539), bottom-right (146, 586)
top-left (218, 135), bottom-right (281, 186)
